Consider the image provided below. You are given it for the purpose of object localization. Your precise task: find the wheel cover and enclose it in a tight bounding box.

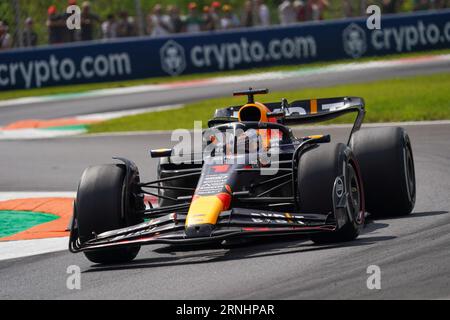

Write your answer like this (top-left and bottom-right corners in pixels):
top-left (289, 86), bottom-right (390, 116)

top-left (404, 143), bottom-right (416, 203)
top-left (347, 164), bottom-right (363, 225)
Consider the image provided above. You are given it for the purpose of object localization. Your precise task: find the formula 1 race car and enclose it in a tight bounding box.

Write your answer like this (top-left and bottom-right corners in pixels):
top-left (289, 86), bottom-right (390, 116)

top-left (69, 88), bottom-right (416, 264)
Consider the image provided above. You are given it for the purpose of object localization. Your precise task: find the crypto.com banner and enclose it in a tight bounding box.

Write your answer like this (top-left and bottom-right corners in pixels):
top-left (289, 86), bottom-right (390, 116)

top-left (1, 10), bottom-right (449, 90)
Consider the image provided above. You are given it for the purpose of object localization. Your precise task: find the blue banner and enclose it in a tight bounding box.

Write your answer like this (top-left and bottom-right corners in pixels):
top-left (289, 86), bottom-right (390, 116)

top-left (1, 10), bottom-right (449, 91)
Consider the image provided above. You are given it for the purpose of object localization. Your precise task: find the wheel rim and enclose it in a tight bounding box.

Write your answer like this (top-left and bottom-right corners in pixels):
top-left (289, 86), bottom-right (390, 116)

top-left (348, 164), bottom-right (362, 224)
top-left (404, 142), bottom-right (416, 203)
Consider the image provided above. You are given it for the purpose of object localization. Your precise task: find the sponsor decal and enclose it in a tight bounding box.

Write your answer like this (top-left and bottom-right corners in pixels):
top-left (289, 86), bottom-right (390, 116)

top-left (212, 165), bottom-right (230, 173)
top-left (343, 23), bottom-right (368, 58)
top-left (197, 173), bottom-right (230, 195)
top-left (189, 37), bottom-right (317, 71)
top-left (160, 37), bottom-right (317, 76)
top-left (335, 177), bottom-right (344, 198)
top-left (160, 40), bottom-right (187, 76)
top-left (250, 212), bottom-right (305, 225)
top-left (0, 53), bottom-right (132, 89)
top-left (322, 102), bottom-right (347, 112)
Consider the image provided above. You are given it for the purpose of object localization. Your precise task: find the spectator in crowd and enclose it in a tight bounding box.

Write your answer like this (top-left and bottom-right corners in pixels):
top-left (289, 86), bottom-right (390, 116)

top-left (167, 5), bottom-right (184, 33)
top-left (147, 4), bottom-right (171, 36)
top-left (381, 0), bottom-right (403, 14)
top-left (414, 0), bottom-right (431, 11)
top-left (185, 2), bottom-right (203, 33)
top-left (434, 0), bottom-right (449, 8)
top-left (210, 2), bottom-right (222, 30)
top-left (306, 0), bottom-right (329, 21)
top-left (23, 17), bottom-right (38, 47)
top-left (279, 0), bottom-right (298, 25)
top-left (116, 11), bottom-right (137, 37)
top-left (80, 1), bottom-right (100, 41)
top-left (255, 0), bottom-right (271, 26)
top-left (342, 0), bottom-right (354, 18)
top-left (293, 0), bottom-right (307, 22)
top-left (127, 16), bottom-right (138, 36)
top-left (220, 4), bottom-right (240, 29)
top-left (46, 5), bottom-right (65, 44)
top-left (101, 14), bottom-right (117, 39)
top-left (241, 0), bottom-right (255, 27)
top-left (4, 0), bottom-right (448, 50)
top-left (0, 20), bottom-right (12, 50)
top-left (203, 6), bottom-right (215, 31)
top-left (359, 0), bottom-right (367, 16)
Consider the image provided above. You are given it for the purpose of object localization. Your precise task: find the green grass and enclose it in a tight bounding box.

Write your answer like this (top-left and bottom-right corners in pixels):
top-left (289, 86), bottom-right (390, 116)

top-left (1, 49), bottom-right (449, 102)
top-left (88, 72), bottom-right (450, 133)
top-left (0, 210), bottom-right (58, 238)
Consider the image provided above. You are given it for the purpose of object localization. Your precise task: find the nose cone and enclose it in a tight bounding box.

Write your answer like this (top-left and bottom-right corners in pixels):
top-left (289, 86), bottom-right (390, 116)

top-left (186, 195), bottom-right (227, 225)
top-left (185, 193), bottom-right (231, 237)
top-left (185, 163), bottom-right (236, 238)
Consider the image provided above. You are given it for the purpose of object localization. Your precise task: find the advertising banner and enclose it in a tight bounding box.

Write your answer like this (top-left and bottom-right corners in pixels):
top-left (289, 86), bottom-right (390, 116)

top-left (1, 10), bottom-right (449, 91)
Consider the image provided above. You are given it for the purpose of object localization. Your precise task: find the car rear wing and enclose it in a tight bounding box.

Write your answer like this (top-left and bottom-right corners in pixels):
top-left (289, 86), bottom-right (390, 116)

top-left (212, 96), bottom-right (364, 123)
top-left (209, 96), bottom-right (366, 143)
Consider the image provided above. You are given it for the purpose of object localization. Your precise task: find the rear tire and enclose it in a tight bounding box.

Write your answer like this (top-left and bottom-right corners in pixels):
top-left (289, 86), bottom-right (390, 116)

top-left (76, 164), bottom-right (142, 264)
top-left (297, 143), bottom-right (363, 244)
top-left (350, 127), bottom-right (416, 217)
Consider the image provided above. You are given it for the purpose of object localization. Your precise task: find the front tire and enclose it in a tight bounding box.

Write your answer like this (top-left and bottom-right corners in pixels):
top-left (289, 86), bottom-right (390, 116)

top-left (76, 164), bottom-right (143, 264)
top-left (350, 127), bottom-right (416, 217)
top-left (297, 143), bottom-right (364, 244)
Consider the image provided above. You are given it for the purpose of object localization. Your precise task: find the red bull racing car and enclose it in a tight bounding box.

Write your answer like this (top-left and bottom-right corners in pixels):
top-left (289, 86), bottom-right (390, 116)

top-left (69, 88), bottom-right (416, 264)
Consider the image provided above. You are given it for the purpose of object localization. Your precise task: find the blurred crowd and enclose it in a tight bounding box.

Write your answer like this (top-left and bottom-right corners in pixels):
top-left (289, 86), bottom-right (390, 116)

top-left (0, 0), bottom-right (449, 50)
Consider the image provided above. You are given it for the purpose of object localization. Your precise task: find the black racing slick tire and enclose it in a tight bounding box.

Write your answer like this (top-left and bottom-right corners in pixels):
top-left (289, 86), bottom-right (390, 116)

top-left (297, 143), bottom-right (364, 244)
top-left (350, 127), bottom-right (416, 217)
top-left (76, 164), bottom-right (142, 264)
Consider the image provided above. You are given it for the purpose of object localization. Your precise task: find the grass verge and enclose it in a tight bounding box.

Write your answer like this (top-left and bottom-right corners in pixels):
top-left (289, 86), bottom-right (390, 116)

top-left (1, 49), bottom-right (450, 102)
top-left (88, 72), bottom-right (450, 133)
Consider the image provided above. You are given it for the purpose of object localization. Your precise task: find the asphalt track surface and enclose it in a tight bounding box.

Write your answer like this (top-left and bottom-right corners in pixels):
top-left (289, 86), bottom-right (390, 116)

top-left (1, 60), bottom-right (450, 299)
top-left (1, 123), bottom-right (450, 299)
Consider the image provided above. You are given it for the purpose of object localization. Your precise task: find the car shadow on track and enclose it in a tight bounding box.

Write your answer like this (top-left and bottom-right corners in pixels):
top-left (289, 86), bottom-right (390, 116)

top-left (83, 211), bottom-right (446, 273)
top-left (376, 210), bottom-right (448, 220)
top-left (83, 222), bottom-right (395, 273)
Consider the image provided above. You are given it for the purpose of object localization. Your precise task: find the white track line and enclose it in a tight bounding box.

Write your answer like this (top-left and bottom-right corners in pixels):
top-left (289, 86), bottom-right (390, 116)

top-left (0, 192), bottom-right (75, 261)
top-left (0, 128), bottom-right (86, 140)
top-left (208, 54), bottom-right (450, 85)
top-left (0, 192), bottom-right (76, 201)
top-left (0, 191), bottom-right (160, 261)
top-left (0, 237), bottom-right (69, 261)
top-left (78, 120), bottom-right (450, 138)
top-left (1, 54), bottom-right (449, 109)
top-left (0, 84), bottom-right (172, 109)
top-left (75, 104), bottom-right (183, 121)
top-left (0, 104), bottom-right (183, 140)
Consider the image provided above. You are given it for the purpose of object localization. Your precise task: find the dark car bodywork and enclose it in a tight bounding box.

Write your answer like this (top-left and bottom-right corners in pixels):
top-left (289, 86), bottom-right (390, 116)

top-left (69, 93), bottom-right (366, 253)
